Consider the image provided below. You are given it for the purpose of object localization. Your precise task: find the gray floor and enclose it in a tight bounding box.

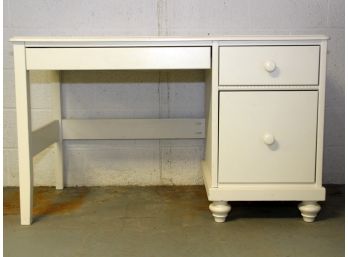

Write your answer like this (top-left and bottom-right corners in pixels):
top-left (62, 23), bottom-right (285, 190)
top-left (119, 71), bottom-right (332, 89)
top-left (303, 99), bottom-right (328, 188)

top-left (4, 185), bottom-right (344, 257)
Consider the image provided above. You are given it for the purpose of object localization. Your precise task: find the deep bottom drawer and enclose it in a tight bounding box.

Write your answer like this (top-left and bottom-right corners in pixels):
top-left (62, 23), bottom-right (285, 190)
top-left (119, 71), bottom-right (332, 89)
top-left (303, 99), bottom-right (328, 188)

top-left (218, 91), bottom-right (318, 183)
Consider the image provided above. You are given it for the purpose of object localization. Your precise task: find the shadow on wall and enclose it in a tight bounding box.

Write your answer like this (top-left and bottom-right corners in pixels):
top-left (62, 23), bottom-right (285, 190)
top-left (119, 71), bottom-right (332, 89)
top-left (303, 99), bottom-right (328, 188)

top-left (29, 70), bottom-right (206, 84)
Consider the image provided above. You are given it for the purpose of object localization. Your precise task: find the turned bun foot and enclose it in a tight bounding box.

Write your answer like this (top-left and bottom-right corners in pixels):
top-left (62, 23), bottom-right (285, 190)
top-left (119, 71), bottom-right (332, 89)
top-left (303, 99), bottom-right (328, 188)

top-left (209, 201), bottom-right (231, 223)
top-left (298, 201), bottom-right (321, 222)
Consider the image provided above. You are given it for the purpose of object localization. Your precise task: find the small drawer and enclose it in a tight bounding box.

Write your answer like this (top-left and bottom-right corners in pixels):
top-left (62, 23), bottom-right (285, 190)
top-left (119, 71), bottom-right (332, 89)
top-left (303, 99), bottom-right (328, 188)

top-left (218, 91), bottom-right (318, 183)
top-left (219, 46), bottom-right (320, 85)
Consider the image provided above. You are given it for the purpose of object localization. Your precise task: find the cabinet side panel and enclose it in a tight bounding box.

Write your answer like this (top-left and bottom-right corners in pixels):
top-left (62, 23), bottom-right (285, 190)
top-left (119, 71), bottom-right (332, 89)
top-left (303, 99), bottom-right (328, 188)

top-left (315, 41), bottom-right (328, 186)
top-left (203, 43), bottom-right (219, 188)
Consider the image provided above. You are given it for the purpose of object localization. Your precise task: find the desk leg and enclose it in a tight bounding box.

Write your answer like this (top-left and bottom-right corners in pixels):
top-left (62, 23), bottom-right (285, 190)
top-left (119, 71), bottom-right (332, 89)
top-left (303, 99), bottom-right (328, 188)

top-left (14, 43), bottom-right (33, 225)
top-left (52, 71), bottom-right (64, 190)
top-left (298, 201), bottom-right (321, 222)
top-left (209, 201), bottom-right (231, 223)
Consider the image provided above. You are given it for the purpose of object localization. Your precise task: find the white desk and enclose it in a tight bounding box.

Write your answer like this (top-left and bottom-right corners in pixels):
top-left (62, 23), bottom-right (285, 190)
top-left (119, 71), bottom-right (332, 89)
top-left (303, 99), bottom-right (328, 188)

top-left (11, 36), bottom-right (328, 225)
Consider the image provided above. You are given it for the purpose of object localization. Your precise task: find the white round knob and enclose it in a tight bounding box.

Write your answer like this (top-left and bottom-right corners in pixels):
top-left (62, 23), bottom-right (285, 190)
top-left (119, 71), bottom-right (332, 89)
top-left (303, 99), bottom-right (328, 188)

top-left (264, 60), bottom-right (276, 72)
top-left (263, 133), bottom-right (275, 145)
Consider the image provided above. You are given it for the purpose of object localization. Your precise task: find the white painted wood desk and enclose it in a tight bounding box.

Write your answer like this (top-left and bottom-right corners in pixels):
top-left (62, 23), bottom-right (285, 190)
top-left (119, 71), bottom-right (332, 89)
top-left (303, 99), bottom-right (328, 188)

top-left (11, 36), bottom-right (328, 225)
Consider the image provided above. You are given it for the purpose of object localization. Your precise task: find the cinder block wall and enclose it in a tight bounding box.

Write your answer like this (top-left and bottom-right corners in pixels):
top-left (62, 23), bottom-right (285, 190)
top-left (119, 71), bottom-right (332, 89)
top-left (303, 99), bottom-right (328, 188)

top-left (4, 0), bottom-right (344, 186)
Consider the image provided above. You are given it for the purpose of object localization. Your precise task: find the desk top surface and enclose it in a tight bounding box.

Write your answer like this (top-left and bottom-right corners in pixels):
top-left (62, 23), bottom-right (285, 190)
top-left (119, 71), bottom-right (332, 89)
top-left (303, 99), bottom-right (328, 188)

top-left (11, 35), bottom-right (329, 43)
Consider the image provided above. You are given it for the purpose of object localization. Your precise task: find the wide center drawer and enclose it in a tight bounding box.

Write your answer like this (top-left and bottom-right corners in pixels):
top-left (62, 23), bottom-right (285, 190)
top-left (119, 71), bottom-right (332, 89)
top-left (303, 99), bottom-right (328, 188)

top-left (25, 47), bottom-right (211, 70)
top-left (219, 46), bottom-right (320, 85)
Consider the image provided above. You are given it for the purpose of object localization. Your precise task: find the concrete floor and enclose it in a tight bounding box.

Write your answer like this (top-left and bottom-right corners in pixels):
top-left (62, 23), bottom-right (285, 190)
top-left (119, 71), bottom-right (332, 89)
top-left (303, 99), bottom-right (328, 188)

top-left (4, 185), bottom-right (344, 257)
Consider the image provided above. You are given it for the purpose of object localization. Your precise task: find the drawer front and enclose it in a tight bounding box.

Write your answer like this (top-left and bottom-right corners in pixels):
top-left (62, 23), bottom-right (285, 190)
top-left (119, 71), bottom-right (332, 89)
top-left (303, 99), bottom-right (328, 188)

top-left (218, 91), bottom-right (318, 183)
top-left (25, 47), bottom-right (211, 70)
top-left (219, 46), bottom-right (320, 85)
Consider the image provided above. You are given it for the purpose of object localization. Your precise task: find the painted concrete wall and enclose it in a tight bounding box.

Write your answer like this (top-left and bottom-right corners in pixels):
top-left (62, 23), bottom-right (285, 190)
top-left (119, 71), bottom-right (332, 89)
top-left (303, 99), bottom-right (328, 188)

top-left (4, 0), bottom-right (344, 186)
